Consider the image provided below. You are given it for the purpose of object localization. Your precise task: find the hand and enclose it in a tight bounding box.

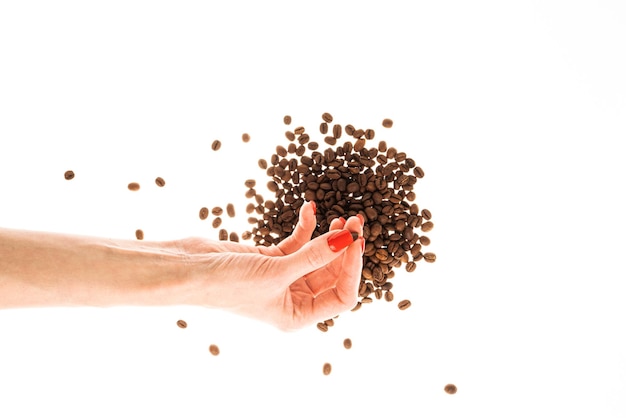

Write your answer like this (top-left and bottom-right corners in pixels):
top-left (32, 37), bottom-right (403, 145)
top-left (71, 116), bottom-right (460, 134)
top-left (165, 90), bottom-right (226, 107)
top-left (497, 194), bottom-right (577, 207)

top-left (176, 201), bottom-right (365, 331)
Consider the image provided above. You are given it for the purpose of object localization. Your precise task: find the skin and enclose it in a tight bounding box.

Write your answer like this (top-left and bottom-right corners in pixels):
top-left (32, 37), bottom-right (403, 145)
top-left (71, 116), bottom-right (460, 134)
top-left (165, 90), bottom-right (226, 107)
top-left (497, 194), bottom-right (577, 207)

top-left (0, 201), bottom-right (365, 331)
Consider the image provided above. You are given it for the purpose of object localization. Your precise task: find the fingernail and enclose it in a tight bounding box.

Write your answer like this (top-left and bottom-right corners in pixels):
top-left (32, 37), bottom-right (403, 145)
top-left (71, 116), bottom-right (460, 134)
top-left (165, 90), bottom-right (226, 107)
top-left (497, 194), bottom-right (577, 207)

top-left (328, 230), bottom-right (358, 252)
top-left (339, 217), bottom-right (347, 226)
top-left (356, 214), bottom-right (365, 226)
top-left (360, 237), bottom-right (365, 253)
top-left (310, 201), bottom-right (317, 216)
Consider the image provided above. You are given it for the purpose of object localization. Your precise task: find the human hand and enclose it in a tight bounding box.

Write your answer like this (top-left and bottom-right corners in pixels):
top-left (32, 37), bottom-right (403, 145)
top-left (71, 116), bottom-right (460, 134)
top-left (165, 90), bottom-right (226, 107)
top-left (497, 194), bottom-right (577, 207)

top-left (177, 201), bottom-right (365, 330)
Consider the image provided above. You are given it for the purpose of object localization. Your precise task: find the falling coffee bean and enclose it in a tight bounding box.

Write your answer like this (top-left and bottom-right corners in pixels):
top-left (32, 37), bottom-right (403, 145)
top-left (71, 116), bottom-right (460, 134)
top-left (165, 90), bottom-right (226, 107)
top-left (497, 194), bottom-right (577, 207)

top-left (242, 133), bottom-right (251, 143)
top-left (155, 177), bottom-right (165, 187)
top-left (398, 300), bottom-right (412, 310)
top-left (382, 118), bottom-right (393, 128)
top-left (199, 207), bottom-right (209, 220)
top-left (128, 182), bottom-right (140, 191)
top-left (209, 344), bottom-right (220, 356)
top-left (211, 140), bottom-right (221, 151)
top-left (343, 338), bottom-right (352, 349)
top-left (219, 229), bottom-right (228, 241)
top-left (444, 384), bottom-right (457, 394)
top-left (64, 170), bottom-right (75, 180)
top-left (212, 217), bottom-right (222, 228)
top-left (317, 322), bottom-right (328, 332)
top-left (229, 232), bottom-right (239, 242)
top-left (283, 115), bottom-right (292, 125)
top-left (322, 112), bottom-right (333, 123)
top-left (258, 159), bottom-right (268, 169)
top-left (323, 363), bottom-right (332, 375)
top-left (135, 229), bottom-right (144, 240)
top-left (176, 320), bottom-right (187, 329)
top-left (226, 203), bottom-right (235, 218)
top-left (212, 207), bottom-right (223, 216)
top-left (423, 252), bottom-right (436, 263)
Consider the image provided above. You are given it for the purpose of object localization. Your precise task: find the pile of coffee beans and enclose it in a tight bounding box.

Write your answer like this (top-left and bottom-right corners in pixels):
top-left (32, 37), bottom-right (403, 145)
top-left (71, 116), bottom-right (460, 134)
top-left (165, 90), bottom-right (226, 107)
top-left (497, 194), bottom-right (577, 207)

top-left (242, 113), bottom-right (436, 323)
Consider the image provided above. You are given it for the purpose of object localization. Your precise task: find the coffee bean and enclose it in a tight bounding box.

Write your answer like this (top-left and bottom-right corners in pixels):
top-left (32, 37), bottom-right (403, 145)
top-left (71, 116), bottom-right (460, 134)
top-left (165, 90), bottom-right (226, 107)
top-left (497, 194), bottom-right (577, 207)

top-left (353, 128), bottom-right (364, 138)
top-left (365, 129), bottom-right (375, 139)
top-left (211, 140), bottom-right (221, 151)
top-left (242, 231), bottom-right (252, 240)
top-left (406, 261), bottom-right (416, 272)
top-left (333, 124), bottom-right (342, 138)
top-left (320, 122), bottom-right (328, 134)
top-left (398, 300), bottom-right (411, 310)
top-left (245, 189), bottom-right (256, 198)
top-left (421, 221), bottom-right (434, 232)
top-left (243, 179), bottom-right (256, 188)
top-left (64, 170), bottom-right (75, 180)
top-left (382, 118), bottom-right (393, 128)
top-left (212, 217), bottom-right (222, 228)
top-left (323, 363), bottom-right (332, 375)
top-left (283, 115), bottom-right (292, 125)
top-left (135, 229), bottom-right (144, 240)
top-left (176, 320), bottom-right (187, 329)
top-left (324, 136), bottom-right (337, 145)
top-left (419, 236), bottom-right (430, 245)
top-left (444, 384), bottom-right (457, 394)
top-left (317, 322), bottom-right (328, 332)
top-left (246, 203), bottom-right (255, 214)
top-left (219, 229), bottom-right (228, 241)
top-left (384, 290), bottom-right (394, 302)
top-left (276, 145), bottom-right (287, 157)
top-left (322, 112), bottom-right (333, 123)
top-left (285, 131), bottom-right (295, 141)
top-left (229, 232), bottom-right (239, 242)
top-left (226, 203), bottom-right (235, 217)
top-left (155, 177), bottom-right (165, 187)
top-left (414, 166), bottom-right (425, 178)
top-left (242, 133), bottom-right (251, 143)
top-left (199, 207), bottom-right (209, 220)
top-left (128, 182), bottom-right (140, 191)
top-left (247, 217), bottom-right (258, 224)
top-left (258, 159), bottom-right (268, 169)
top-left (294, 126), bottom-right (305, 135)
top-left (423, 252), bottom-right (436, 263)
top-left (209, 344), bottom-right (220, 356)
top-left (343, 338), bottom-right (352, 349)
top-left (345, 124), bottom-right (355, 136)
top-left (421, 209), bottom-right (432, 220)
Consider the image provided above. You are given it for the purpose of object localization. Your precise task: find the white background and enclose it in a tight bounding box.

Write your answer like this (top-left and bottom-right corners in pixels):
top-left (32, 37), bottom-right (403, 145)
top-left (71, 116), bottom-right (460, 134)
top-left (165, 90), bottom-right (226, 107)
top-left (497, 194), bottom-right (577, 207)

top-left (1, 1), bottom-right (625, 417)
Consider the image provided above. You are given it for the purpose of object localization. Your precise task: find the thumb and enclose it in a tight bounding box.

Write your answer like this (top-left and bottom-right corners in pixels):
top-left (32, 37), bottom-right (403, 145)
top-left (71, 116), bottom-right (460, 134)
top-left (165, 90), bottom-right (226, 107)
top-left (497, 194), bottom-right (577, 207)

top-left (280, 229), bottom-right (360, 279)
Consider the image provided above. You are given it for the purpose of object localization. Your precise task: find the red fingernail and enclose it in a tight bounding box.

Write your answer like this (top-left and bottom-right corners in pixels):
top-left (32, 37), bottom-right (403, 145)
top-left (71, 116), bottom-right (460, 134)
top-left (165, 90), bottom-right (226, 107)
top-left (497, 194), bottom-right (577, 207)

top-left (356, 214), bottom-right (365, 226)
top-left (310, 201), bottom-right (317, 215)
top-left (328, 230), bottom-right (358, 252)
top-left (339, 217), bottom-right (347, 226)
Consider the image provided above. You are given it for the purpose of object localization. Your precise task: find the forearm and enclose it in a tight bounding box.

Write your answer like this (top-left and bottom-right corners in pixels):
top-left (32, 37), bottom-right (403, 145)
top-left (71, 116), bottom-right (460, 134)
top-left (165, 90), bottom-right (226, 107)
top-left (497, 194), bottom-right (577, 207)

top-left (0, 227), bottom-right (192, 309)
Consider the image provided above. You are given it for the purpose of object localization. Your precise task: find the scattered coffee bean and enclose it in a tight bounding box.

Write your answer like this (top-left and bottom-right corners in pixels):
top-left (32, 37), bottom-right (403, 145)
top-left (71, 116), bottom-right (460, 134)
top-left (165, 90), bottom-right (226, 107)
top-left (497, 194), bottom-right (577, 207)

top-left (343, 338), bottom-right (352, 349)
top-left (398, 300), bottom-right (412, 310)
top-left (155, 177), bottom-right (165, 187)
top-left (322, 112), bottom-right (333, 123)
top-left (199, 207), bottom-right (209, 220)
top-left (229, 232), bottom-right (239, 242)
top-left (365, 129), bottom-right (375, 139)
top-left (242, 231), bottom-right (252, 240)
top-left (258, 159), bottom-right (268, 169)
top-left (423, 252), bottom-right (436, 263)
top-left (242, 133), bottom-right (251, 143)
top-left (382, 118), bottom-right (393, 128)
top-left (294, 126), bottom-right (305, 135)
top-left (421, 221), bottom-right (434, 232)
top-left (176, 320), bottom-right (187, 329)
top-left (212, 207), bottom-right (223, 216)
top-left (317, 322), bottom-right (328, 332)
top-left (209, 344), bottom-right (220, 356)
top-left (332, 124), bottom-right (342, 138)
top-left (135, 229), bottom-right (144, 240)
top-left (212, 217), bottom-right (222, 228)
top-left (128, 182), bottom-right (140, 191)
top-left (320, 122), bottom-right (328, 134)
top-left (323, 363), bottom-right (332, 375)
top-left (246, 203), bottom-right (255, 214)
top-left (384, 290), bottom-right (394, 302)
top-left (64, 170), bottom-right (75, 180)
top-left (226, 203), bottom-right (235, 217)
top-left (444, 384), bottom-right (457, 394)
top-left (211, 140), bottom-right (221, 151)
top-left (283, 115), bottom-right (292, 125)
top-left (219, 229), bottom-right (228, 241)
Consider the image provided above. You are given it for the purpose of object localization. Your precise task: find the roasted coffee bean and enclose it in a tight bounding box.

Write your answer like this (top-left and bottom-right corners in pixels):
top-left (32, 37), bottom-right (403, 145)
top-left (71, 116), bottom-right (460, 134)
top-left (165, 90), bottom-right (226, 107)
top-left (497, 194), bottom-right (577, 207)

top-left (444, 384), bottom-right (457, 394)
top-left (382, 118), bottom-right (393, 128)
top-left (419, 236), bottom-right (430, 245)
top-left (345, 124), bottom-right (355, 136)
top-left (384, 290), bottom-right (394, 302)
top-left (177, 320), bottom-right (187, 329)
top-left (128, 182), bottom-right (140, 191)
top-left (406, 261), bottom-right (416, 272)
top-left (414, 166), bottom-right (425, 178)
top-left (421, 221), bottom-right (434, 232)
top-left (242, 133), bottom-right (251, 143)
top-left (209, 344), bottom-right (220, 356)
top-left (308, 142), bottom-right (319, 150)
top-left (219, 229), bottom-right (228, 240)
top-left (317, 322), bottom-right (329, 332)
top-left (343, 338), bottom-right (352, 349)
top-left (276, 145), bottom-right (287, 157)
top-left (135, 229), bottom-right (144, 240)
top-left (283, 115), bottom-right (292, 125)
top-left (294, 126), bottom-right (305, 135)
top-left (211, 140), bottom-right (221, 151)
top-left (320, 363), bottom-right (333, 376)
top-left (242, 231), bottom-right (252, 240)
top-left (212, 207), bottom-right (223, 216)
top-left (244, 179), bottom-right (256, 188)
top-left (64, 170), bottom-right (75, 180)
top-left (285, 131), bottom-right (295, 141)
top-left (365, 129), bottom-right (375, 139)
top-left (324, 136), bottom-right (337, 145)
top-left (155, 177), bottom-right (166, 187)
top-left (212, 217), bottom-right (222, 228)
top-left (398, 300), bottom-right (411, 310)
top-left (320, 122), bottom-right (328, 134)
top-left (267, 181), bottom-right (279, 192)
top-left (322, 112), bottom-right (333, 123)
top-left (421, 209), bottom-right (432, 220)
top-left (423, 252), bottom-right (436, 263)
top-left (229, 232), bottom-right (239, 242)
top-left (258, 159), bottom-right (268, 169)
top-left (247, 217), bottom-right (258, 224)
top-left (353, 128), bottom-right (364, 138)
top-left (333, 124), bottom-right (342, 138)
top-left (245, 189), bottom-right (256, 198)
top-left (199, 207), bottom-right (209, 220)
top-left (324, 318), bottom-right (334, 327)
top-left (226, 203), bottom-right (235, 217)
top-left (246, 203), bottom-right (255, 214)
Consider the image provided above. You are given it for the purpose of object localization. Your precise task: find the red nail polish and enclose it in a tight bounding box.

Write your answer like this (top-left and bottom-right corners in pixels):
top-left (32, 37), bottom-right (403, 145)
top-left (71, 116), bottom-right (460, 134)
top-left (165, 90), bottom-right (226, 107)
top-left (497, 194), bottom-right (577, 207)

top-left (310, 201), bottom-right (317, 216)
top-left (339, 217), bottom-right (347, 226)
top-left (328, 230), bottom-right (358, 252)
top-left (356, 214), bottom-right (365, 226)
